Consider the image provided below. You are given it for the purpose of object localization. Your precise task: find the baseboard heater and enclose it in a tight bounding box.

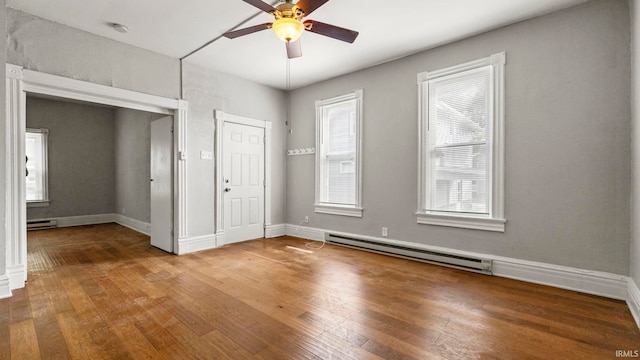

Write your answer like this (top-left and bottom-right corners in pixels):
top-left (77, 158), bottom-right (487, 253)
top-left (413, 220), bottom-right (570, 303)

top-left (27, 219), bottom-right (57, 230)
top-left (325, 233), bottom-right (493, 275)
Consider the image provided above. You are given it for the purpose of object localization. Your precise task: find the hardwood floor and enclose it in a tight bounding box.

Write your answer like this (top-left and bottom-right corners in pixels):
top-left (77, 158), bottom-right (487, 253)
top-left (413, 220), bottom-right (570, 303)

top-left (1, 223), bottom-right (638, 359)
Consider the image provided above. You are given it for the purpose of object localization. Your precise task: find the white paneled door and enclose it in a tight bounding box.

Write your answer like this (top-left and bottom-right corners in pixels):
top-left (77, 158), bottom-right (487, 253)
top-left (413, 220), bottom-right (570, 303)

top-left (223, 122), bottom-right (265, 244)
top-left (150, 116), bottom-right (173, 253)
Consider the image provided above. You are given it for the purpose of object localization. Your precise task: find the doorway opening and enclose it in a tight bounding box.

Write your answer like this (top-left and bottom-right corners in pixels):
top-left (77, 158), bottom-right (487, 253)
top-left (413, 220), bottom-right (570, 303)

top-left (24, 95), bottom-right (174, 251)
top-left (5, 64), bottom-right (188, 294)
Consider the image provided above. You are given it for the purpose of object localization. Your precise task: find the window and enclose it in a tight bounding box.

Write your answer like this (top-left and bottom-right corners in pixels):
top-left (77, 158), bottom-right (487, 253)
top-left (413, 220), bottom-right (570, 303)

top-left (417, 53), bottom-right (505, 231)
top-left (25, 128), bottom-right (49, 205)
top-left (315, 90), bottom-right (363, 217)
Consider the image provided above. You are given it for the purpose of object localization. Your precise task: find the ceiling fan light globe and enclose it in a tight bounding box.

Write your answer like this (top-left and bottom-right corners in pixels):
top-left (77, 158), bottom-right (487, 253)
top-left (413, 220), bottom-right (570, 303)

top-left (272, 17), bottom-right (304, 42)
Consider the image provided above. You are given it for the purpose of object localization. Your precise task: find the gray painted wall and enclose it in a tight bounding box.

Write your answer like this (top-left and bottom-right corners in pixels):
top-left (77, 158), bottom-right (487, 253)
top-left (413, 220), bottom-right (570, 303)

top-left (1, 0), bottom-right (8, 280)
top-left (287, 0), bottom-right (631, 274)
top-left (6, 8), bottom-right (180, 99)
top-left (631, 0), bottom-right (640, 287)
top-left (181, 62), bottom-right (288, 237)
top-left (7, 7), bottom-right (289, 240)
top-left (114, 108), bottom-right (163, 223)
top-left (26, 97), bottom-right (116, 219)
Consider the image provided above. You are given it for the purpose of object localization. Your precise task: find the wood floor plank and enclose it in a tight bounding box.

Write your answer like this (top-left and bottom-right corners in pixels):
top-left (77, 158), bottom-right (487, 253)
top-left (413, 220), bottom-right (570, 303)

top-left (0, 299), bottom-right (10, 360)
top-left (9, 319), bottom-right (41, 360)
top-left (8, 289), bottom-right (32, 325)
top-left (201, 330), bottom-right (256, 360)
top-left (56, 312), bottom-right (109, 360)
top-left (0, 223), bottom-right (636, 359)
top-left (28, 290), bottom-right (71, 359)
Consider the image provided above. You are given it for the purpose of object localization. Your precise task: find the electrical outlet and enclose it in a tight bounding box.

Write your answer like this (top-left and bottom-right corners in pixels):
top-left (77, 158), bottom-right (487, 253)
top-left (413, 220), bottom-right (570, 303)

top-left (382, 227), bottom-right (388, 237)
top-left (304, 216), bottom-right (309, 223)
top-left (122, 208), bottom-right (125, 215)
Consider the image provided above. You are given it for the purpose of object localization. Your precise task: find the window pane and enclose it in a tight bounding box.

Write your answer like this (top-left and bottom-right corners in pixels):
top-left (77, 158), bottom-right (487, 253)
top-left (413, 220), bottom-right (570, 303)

top-left (432, 69), bottom-right (490, 146)
top-left (320, 99), bottom-right (357, 205)
top-left (427, 67), bottom-right (491, 215)
top-left (326, 101), bottom-right (356, 155)
top-left (326, 157), bottom-right (356, 204)
top-left (25, 132), bottom-right (46, 201)
top-left (431, 144), bottom-right (488, 214)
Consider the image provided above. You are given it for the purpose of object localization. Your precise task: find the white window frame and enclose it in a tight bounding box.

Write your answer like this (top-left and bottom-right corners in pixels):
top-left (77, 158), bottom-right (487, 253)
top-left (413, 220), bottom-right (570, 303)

top-left (416, 53), bottom-right (506, 232)
top-left (315, 89), bottom-right (363, 217)
top-left (25, 128), bottom-right (50, 207)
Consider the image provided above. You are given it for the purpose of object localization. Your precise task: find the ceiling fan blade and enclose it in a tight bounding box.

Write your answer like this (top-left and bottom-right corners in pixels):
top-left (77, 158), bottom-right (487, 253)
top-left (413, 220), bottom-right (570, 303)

top-left (295, 0), bottom-right (330, 16)
top-left (242, 0), bottom-right (276, 13)
top-left (223, 23), bottom-right (272, 39)
top-left (304, 20), bottom-right (359, 43)
top-left (286, 40), bottom-right (302, 59)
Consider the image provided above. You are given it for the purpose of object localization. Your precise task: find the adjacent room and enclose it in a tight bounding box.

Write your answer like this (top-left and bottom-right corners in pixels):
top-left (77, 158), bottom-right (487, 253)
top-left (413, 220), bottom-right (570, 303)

top-left (25, 96), bottom-right (166, 235)
top-left (1, 0), bottom-right (640, 358)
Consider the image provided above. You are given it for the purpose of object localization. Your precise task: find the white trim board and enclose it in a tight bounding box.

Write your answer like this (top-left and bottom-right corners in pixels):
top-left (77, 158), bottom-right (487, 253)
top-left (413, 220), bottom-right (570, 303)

top-left (492, 258), bottom-right (627, 300)
top-left (265, 224), bottom-right (286, 238)
top-left (114, 214), bottom-right (151, 236)
top-left (280, 224), bottom-right (629, 301)
top-left (5, 265), bottom-right (24, 295)
top-left (55, 214), bottom-right (115, 227)
top-left (28, 214), bottom-right (150, 233)
top-left (628, 278), bottom-right (640, 329)
top-left (0, 276), bottom-right (11, 300)
top-left (177, 234), bottom-right (217, 255)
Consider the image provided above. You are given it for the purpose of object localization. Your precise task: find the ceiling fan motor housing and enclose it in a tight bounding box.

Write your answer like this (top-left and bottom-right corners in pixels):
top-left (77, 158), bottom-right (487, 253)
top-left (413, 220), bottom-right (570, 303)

top-left (274, 2), bottom-right (305, 20)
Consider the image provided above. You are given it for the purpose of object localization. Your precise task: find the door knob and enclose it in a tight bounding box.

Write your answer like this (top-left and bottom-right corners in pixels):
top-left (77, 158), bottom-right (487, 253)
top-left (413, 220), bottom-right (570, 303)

top-left (224, 188), bottom-right (231, 192)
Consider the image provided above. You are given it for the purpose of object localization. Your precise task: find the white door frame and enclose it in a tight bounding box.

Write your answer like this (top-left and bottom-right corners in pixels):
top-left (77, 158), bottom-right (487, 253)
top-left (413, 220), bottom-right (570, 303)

top-left (214, 110), bottom-right (272, 246)
top-left (4, 64), bottom-right (189, 294)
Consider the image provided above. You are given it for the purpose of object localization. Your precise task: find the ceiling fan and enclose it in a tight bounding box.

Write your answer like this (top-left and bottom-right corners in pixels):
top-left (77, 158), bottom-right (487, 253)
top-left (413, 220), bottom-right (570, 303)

top-left (223, 0), bottom-right (359, 59)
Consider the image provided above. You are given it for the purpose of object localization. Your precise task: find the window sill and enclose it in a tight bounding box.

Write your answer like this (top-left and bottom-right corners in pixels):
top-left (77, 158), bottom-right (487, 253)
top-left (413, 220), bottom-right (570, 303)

top-left (315, 204), bottom-right (363, 218)
top-left (416, 212), bottom-right (505, 232)
top-left (27, 201), bottom-right (50, 208)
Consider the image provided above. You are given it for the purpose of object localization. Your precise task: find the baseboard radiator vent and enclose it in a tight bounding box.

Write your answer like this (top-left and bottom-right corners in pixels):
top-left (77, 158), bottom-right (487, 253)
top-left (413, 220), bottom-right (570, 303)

top-left (27, 219), bottom-right (58, 230)
top-left (325, 233), bottom-right (493, 275)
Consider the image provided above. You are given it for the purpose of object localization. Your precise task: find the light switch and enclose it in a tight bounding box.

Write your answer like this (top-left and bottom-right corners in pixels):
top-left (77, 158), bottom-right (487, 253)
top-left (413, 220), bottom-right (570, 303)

top-left (200, 150), bottom-right (213, 160)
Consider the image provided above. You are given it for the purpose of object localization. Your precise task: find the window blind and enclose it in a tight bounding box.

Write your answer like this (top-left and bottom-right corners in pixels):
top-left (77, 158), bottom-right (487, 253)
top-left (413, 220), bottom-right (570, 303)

top-left (321, 100), bottom-right (357, 205)
top-left (428, 67), bottom-right (492, 214)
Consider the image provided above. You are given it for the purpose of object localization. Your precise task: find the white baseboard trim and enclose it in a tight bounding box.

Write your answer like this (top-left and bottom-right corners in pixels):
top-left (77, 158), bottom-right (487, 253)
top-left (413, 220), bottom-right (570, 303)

top-left (285, 224), bottom-right (324, 241)
top-left (177, 234), bottom-right (217, 255)
top-left (628, 278), bottom-right (640, 328)
top-left (492, 257), bottom-right (628, 300)
top-left (283, 224), bottom-right (628, 301)
top-left (7, 264), bottom-right (26, 290)
top-left (265, 224), bottom-right (286, 238)
top-left (54, 213), bottom-right (115, 228)
top-left (29, 213), bottom-right (152, 236)
top-left (0, 275), bottom-right (12, 299)
top-left (114, 214), bottom-right (151, 236)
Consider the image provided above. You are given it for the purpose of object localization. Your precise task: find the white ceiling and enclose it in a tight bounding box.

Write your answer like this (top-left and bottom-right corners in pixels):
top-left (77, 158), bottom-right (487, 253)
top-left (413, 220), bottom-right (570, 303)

top-left (7, 0), bottom-right (589, 90)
